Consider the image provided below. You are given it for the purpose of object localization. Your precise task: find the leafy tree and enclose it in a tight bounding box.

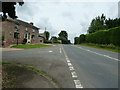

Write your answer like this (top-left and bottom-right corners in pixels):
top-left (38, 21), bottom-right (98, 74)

top-left (74, 37), bottom-right (79, 44)
top-left (88, 14), bottom-right (106, 33)
top-left (58, 30), bottom-right (70, 44)
top-left (44, 31), bottom-right (50, 41)
top-left (51, 36), bottom-right (58, 42)
top-left (1, 2), bottom-right (24, 20)
top-left (79, 34), bottom-right (86, 44)
top-left (58, 31), bottom-right (68, 40)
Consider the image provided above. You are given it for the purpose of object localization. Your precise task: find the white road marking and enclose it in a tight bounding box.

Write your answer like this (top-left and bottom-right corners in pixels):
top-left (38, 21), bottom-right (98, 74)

top-left (67, 60), bottom-right (70, 63)
top-left (74, 80), bottom-right (83, 88)
top-left (71, 71), bottom-right (78, 78)
top-left (48, 50), bottom-right (53, 52)
top-left (68, 62), bottom-right (72, 66)
top-left (66, 57), bottom-right (69, 60)
top-left (69, 66), bottom-right (74, 71)
top-left (61, 45), bottom-right (83, 88)
top-left (77, 46), bottom-right (119, 61)
top-left (60, 48), bottom-right (62, 53)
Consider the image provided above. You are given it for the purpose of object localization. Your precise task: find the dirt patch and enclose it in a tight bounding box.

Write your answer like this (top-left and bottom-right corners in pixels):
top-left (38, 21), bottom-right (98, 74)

top-left (2, 64), bottom-right (56, 88)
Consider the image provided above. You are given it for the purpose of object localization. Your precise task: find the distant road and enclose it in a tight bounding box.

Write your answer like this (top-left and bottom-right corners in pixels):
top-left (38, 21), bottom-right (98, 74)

top-left (2, 44), bottom-right (119, 88)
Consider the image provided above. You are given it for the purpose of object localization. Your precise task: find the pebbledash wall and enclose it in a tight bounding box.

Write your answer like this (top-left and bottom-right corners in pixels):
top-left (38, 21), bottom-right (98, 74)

top-left (1, 18), bottom-right (41, 47)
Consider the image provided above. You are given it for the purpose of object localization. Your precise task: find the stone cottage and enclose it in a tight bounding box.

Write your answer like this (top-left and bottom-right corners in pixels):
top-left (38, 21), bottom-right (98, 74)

top-left (1, 18), bottom-right (41, 47)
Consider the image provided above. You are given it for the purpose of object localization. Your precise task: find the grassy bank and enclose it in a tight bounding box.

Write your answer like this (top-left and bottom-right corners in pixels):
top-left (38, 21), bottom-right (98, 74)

top-left (1, 62), bottom-right (58, 88)
top-left (11, 44), bottom-right (52, 49)
top-left (78, 43), bottom-right (120, 53)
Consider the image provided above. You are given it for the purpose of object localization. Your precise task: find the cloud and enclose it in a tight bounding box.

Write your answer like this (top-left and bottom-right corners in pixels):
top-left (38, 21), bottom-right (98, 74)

top-left (16, 1), bottom-right (118, 43)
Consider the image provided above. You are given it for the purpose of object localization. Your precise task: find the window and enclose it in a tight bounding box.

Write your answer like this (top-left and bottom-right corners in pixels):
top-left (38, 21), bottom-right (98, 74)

top-left (14, 32), bottom-right (19, 39)
top-left (15, 24), bottom-right (20, 30)
top-left (32, 29), bottom-right (35, 32)
top-left (31, 35), bottom-right (35, 40)
top-left (25, 27), bottom-right (28, 31)
top-left (25, 34), bottom-right (27, 39)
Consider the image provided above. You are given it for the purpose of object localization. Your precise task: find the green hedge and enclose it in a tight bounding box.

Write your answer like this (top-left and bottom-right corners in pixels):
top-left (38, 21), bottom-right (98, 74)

top-left (86, 27), bottom-right (120, 46)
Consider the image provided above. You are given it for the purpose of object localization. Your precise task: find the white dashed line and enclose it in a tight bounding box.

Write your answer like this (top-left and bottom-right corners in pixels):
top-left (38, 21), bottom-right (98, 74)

top-left (68, 62), bottom-right (72, 66)
top-left (74, 80), bottom-right (83, 88)
top-left (62, 45), bottom-right (83, 88)
top-left (71, 71), bottom-right (78, 78)
top-left (77, 46), bottom-right (119, 61)
top-left (69, 66), bottom-right (74, 71)
top-left (48, 50), bottom-right (53, 52)
top-left (60, 48), bottom-right (62, 53)
top-left (67, 60), bottom-right (71, 63)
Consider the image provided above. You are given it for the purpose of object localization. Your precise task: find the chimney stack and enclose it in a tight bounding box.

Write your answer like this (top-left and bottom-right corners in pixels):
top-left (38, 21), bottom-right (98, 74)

top-left (30, 22), bottom-right (34, 25)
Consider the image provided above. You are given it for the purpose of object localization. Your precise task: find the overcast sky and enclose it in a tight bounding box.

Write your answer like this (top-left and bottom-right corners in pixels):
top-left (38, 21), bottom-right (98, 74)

top-left (16, 0), bottom-right (119, 43)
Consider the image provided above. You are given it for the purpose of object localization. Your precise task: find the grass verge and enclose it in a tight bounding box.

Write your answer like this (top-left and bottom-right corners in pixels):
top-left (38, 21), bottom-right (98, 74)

top-left (78, 43), bottom-right (120, 53)
top-left (1, 62), bottom-right (59, 88)
top-left (11, 44), bottom-right (52, 49)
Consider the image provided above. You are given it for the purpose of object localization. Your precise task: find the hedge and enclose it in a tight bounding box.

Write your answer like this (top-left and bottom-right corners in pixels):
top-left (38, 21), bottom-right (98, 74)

top-left (86, 27), bottom-right (120, 46)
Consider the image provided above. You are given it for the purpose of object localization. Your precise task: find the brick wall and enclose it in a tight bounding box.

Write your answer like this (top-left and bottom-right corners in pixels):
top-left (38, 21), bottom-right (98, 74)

top-left (1, 19), bottom-right (40, 47)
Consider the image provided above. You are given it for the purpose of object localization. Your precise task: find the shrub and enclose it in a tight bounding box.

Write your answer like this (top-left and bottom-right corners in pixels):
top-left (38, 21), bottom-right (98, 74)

top-left (22, 38), bottom-right (27, 44)
top-left (86, 27), bottom-right (120, 46)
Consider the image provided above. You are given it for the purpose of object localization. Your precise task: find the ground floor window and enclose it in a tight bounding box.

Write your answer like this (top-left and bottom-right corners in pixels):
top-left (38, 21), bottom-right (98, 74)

top-left (14, 32), bottom-right (19, 39)
top-left (31, 35), bottom-right (35, 40)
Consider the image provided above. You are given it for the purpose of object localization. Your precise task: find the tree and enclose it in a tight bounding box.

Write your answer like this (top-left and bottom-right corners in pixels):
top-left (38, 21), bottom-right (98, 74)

top-left (58, 30), bottom-right (70, 44)
top-left (74, 37), bottom-right (79, 44)
top-left (79, 34), bottom-right (86, 44)
top-left (51, 36), bottom-right (58, 42)
top-left (1, 1), bottom-right (24, 20)
top-left (58, 31), bottom-right (68, 40)
top-left (88, 14), bottom-right (106, 33)
top-left (44, 31), bottom-right (50, 41)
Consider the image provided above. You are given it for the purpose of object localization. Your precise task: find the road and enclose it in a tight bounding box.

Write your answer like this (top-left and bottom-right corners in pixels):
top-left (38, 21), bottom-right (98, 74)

top-left (2, 45), bottom-right (119, 88)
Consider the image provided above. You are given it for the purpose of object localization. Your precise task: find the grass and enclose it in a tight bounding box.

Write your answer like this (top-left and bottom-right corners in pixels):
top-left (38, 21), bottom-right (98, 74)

top-left (78, 43), bottom-right (120, 53)
top-left (1, 62), bottom-right (59, 88)
top-left (11, 44), bottom-right (52, 49)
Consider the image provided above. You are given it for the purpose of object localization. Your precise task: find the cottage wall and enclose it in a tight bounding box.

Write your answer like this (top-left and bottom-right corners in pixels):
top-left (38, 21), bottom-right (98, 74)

top-left (2, 19), bottom-right (40, 47)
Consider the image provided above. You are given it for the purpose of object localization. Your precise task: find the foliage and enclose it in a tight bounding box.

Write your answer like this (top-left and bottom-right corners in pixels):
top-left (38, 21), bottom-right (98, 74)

top-left (50, 36), bottom-right (59, 43)
top-left (86, 27), bottom-right (120, 46)
top-left (44, 40), bottom-right (52, 44)
top-left (22, 38), bottom-right (27, 44)
top-left (87, 14), bottom-right (120, 34)
top-left (58, 30), bottom-right (71, 44)
top-left (88, 14), bottom-right (106, 33)
top-left (79, 34), bottom-right (86, 44)
top-left (79, 43), bottom-right (120, 53)
top-left (11, 44), bottom-right (52, 49)
top-left (2, 2), bottom-right (24, 20)
top-left (44, 31), bottom-right (50, 41)
top-left (74, 34), bottom-right (86, 44)
top-left (74, 37), bottom-right (79, 44)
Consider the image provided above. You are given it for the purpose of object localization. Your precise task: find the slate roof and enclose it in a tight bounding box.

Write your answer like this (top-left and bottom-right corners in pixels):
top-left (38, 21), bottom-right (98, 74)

top-left (7, 18), bottom-right (39, 29)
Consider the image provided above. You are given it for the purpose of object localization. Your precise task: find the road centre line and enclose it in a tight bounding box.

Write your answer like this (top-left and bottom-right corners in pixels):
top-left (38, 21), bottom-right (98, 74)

top-left (60, 48), bottom-right (62, 53)
top-left (61, 46), bottom-right (83, 88)
top-left (71, 71), bottom-right (78, 78)
top-left (76, 46), bottom-right (119, 61)
top-left (68, 62), bottom-right (72, 66)
top-left (74, 80), bottom-right (83, 88)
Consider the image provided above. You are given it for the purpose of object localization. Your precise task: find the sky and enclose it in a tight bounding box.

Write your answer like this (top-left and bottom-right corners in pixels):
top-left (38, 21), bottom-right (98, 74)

top-left (16, 0), bottom-right (119, 43)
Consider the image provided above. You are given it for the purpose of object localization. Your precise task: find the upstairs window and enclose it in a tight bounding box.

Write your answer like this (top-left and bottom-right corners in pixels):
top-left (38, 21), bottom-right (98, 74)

top-left (32, 29), bottom-right (35, 32)
top-left (25, 27), bottom-right (28, 32)
top-left (15, 24), bottom-right (20, 30)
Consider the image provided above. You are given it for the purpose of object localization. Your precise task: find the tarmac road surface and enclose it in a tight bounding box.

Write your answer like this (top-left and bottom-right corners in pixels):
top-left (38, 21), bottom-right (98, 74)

top-left (2, 44), bottom-right (119, 88)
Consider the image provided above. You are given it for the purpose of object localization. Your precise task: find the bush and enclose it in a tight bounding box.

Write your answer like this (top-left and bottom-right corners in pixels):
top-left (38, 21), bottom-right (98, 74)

top-left (22, 38), bottom-right (27, 44)
top-left (86, 27), bottom-right (120, 46)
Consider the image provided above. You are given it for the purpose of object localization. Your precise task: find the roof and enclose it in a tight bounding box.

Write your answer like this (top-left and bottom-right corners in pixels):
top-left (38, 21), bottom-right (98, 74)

top-left (6, 18), bottom-right (39, 29)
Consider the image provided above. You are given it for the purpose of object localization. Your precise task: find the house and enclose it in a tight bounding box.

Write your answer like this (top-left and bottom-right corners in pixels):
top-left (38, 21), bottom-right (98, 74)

top-left (39, 33), bottom-right (44, 43)
top-left (0, 18), bottom-right (41, 47)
